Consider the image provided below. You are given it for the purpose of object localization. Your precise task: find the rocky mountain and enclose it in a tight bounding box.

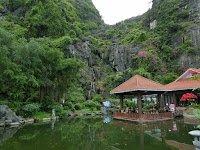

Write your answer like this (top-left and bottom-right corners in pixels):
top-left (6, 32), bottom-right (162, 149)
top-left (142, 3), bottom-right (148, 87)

top-left (0, 0), bottom-right (200, 100)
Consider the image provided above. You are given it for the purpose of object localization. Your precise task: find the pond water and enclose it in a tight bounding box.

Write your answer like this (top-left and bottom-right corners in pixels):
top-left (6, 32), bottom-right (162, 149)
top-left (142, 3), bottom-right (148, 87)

top-left (0, 117), bottom-right (197, 150)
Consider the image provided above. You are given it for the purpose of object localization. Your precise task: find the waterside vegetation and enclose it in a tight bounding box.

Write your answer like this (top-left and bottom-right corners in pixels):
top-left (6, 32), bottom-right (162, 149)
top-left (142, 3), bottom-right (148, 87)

top-left (0, 0), bottom-right (199, 117)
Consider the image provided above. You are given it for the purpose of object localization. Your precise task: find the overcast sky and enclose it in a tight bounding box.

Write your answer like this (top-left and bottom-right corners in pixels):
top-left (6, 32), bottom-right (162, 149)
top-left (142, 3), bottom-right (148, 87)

top-left (92, 0), bottom-right (152, 25)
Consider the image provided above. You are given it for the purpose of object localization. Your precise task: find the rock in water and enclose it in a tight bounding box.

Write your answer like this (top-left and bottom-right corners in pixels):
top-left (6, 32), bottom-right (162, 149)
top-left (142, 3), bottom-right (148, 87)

top-left (0, 105), bottom-right (19, 122)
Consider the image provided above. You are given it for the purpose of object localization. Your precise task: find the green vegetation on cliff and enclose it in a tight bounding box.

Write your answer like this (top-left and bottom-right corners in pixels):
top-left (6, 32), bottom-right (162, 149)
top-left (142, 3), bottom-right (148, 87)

top-left (0, 0), bottom-right (199, 111)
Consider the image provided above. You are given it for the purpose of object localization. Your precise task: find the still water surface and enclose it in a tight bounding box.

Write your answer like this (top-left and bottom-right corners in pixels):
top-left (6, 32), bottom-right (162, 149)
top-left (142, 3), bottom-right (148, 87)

top-left (0, 117), bottom-right (197, 150)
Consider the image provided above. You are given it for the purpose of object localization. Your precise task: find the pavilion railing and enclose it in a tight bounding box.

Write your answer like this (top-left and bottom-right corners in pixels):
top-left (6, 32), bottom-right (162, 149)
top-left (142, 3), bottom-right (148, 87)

top-left (113, 112), bottom-right (173, 121)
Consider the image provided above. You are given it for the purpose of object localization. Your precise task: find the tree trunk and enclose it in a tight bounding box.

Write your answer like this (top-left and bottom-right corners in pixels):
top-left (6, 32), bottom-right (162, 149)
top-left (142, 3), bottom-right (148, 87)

top-left (40, 86), bottom-right (44, 103)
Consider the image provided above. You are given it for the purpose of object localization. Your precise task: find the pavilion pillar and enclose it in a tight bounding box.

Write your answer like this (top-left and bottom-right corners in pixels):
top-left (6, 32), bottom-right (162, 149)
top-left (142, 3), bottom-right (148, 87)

top-left (137, 94), bottom-right (142, 115)
top-left (158, 94), bottom-right (162, 108)
top-left (120, 95), bottom-right (124, 110)
top-left (161, 94), bottom-right (165, 107)
top-left (173, 93), bottom-right (177, 108)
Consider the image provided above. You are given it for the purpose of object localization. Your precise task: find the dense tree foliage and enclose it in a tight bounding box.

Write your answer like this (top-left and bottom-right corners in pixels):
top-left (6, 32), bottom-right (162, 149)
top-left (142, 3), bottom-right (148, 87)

top-left (0, 0), bottom-right (104, 110)
top-left (0, 0), bottom-right (199, 111)
top-left (0, 26), bottom-right (81, 105)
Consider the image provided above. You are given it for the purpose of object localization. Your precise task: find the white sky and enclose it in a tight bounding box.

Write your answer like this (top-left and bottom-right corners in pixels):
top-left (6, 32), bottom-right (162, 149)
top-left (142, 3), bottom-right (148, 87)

top-left (92, 0), bottom-right (152, 25)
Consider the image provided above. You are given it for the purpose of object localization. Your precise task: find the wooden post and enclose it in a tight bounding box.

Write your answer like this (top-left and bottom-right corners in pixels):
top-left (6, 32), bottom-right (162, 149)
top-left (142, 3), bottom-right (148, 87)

top-left (173, 93), bottom-right (177, 109)
top-left (158, 94), bottom-right (162, 108)
top-left (161, 94), bottom-right (165, 107)
top-left (137, 94), bottom-right (142, 115)
top-left (120, 95), bottom-right (124, 110)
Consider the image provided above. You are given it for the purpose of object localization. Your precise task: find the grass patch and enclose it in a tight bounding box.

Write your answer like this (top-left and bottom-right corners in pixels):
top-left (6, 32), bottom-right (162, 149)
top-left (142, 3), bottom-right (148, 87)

top-left (31, 112), bottom-right (51, 119)
top-left (75, 108), bottom-right (101, 114)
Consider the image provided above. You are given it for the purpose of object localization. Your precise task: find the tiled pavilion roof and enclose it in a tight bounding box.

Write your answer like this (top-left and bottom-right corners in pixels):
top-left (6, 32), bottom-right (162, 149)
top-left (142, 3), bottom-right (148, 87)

top-left (110, 75), bottom-right (164, 94)
top-left (110, 68), bottom-right (200, 94)
top-left (163, 68), bottom-right (200, 90)
top-left (163, 77), bottom-right (200, 90)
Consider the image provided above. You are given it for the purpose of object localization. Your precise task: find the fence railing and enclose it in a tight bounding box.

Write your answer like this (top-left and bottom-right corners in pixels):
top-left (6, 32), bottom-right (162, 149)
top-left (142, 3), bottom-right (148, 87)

top-left (113, 112), bottom-right (173, 120)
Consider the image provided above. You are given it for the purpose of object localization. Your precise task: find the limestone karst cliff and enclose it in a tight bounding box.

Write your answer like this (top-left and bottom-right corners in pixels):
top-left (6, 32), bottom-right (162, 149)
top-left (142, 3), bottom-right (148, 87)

top-left (0, 0), bottom-right (200, 100)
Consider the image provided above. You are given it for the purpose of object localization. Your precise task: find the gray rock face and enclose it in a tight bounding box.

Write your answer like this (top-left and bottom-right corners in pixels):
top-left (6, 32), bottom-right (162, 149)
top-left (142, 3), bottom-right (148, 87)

top-left (171, 34), bottom-right (184, 49)
top-left (67, 41), bottom-right (93, 66)
top-left (178, 51), bottom-right (199, 68)
top-left (108, 44), bottom-right (143, 72)
top-left (190, 25), bottom-right (200, 48)
top-left (0, 105), bottom-right (19, 123)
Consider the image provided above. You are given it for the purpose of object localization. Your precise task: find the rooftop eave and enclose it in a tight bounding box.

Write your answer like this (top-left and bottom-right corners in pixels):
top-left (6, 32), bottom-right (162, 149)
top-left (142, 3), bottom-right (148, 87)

top-left (110, 89), bottom-right (171, 94)
top-left (110, 88), bottom-right (199, 94)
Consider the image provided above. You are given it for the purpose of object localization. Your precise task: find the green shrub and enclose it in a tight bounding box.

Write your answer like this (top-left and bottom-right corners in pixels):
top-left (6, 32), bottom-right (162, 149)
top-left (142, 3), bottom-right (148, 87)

top-left (52, 105), bottom-right (66, 118)
top-left (71, 106), bottom-right (75, 112)
top-left (96, 103), bottom-right (102, 110)
top-left (63, 102), bottom-right (73, 109)
top-left (41, 96), bottom-right (54, 111)
top-left (75, 104), bottom-right (81, 110)
top-left (83, 100), bottom-right (97, 108)
top-left (108, 99), bottom-right (120, 106)
top-left (20, 103), bottom-right (40, 117)
top-left (69, 30), bottom-right (76, 38)
top-left (63, 106), bottom-right (69, 111)
top-left (125, 100), bottom-right (137, 109)
top-left (143, 106), bottom-right (147, 111)
top-left (149, 103), bottom-right (154, 109)
top-left (177, 10), bottom-right (189, 19)
top-left (90, 106), bottom-right (95, 111)
top-left (92, 94), bottom-right (103, 103)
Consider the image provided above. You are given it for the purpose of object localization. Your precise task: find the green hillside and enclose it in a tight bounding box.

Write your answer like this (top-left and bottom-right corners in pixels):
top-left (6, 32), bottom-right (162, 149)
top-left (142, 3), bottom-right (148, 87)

top-left (0, 0), bottom-right (199, 110)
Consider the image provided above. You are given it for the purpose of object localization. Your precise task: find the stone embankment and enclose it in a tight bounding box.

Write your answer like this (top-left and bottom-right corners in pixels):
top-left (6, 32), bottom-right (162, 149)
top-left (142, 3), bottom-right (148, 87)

top-left (0, 105), bottom-right (59, 127)
top-left (0, 105), bottom-right (110, 127)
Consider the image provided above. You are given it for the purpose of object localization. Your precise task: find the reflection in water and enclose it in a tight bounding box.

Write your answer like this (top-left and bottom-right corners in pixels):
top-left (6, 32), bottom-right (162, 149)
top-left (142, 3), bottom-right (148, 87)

top-left (0, 126), bottom-right (20, 146)
top-left (51, 120), bottom-right (55, 129)
top-left (173, 121), bottom-right (177, 131)
top-left (0, 118), bottom-right (197, 150)
top-left (103, 116), bottom-right (111, 123)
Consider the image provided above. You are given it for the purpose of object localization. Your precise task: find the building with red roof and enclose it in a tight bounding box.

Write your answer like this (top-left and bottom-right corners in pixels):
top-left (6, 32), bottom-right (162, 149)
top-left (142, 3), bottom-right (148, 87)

top-left (110, 68), bottom-right (200, 122)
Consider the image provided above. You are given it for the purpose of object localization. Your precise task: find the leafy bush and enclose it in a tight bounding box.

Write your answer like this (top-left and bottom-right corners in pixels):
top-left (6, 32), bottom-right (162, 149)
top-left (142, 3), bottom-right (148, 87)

top-left (41, 96), bottom-right (54, 111)
top-left (20, 103), bottom-right (40, 117)
top-left (71, 106), bottom-right (75, 112)
top-left (52, 105), bottom-right (66, 118)
top-left (125, 100), bottom-right (137, 109)
top-left (96, 103), bottom-right (102, 110)
top-left (149, 103), bottom-right (154, 109)
top-left (90, 106), bottom-right (95, 111)
top-left (63, 106), bottom-right (69, 111)
top-left (51, 36), bottom-right (72, 49)
top-left (108, 99), bottom-right (120, 106)
top-left (69, 30), bottom-right (76, 38)
top-left (177, 10), bottom-right (189, 19)
top-left (75, 104), bottom-right (81, 110)
top-left (63, 102), bottom-right (73, 109)
top-left (92, 94), bottom-right (103, 103)
top-left (83, 100), bottom-right (97, 108)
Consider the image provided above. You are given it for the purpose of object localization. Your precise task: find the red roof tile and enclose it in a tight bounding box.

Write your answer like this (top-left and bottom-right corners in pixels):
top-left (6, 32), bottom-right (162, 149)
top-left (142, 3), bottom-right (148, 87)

top-left (175, 68), bottom-right (200, 81)
top-left (110, 75), bottom-right (163, 94)
top-left (163, 77), bottom-right (200, 90)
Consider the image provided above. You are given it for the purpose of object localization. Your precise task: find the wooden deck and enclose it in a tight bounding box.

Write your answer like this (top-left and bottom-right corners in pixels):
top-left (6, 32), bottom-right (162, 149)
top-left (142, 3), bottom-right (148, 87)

top-left (113, 112), bottom-right (173, 122)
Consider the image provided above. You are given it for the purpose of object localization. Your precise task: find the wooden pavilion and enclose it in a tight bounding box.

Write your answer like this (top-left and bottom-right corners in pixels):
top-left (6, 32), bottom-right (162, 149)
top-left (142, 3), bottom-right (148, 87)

top-left (110, 68), bottom-right (200, 122)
